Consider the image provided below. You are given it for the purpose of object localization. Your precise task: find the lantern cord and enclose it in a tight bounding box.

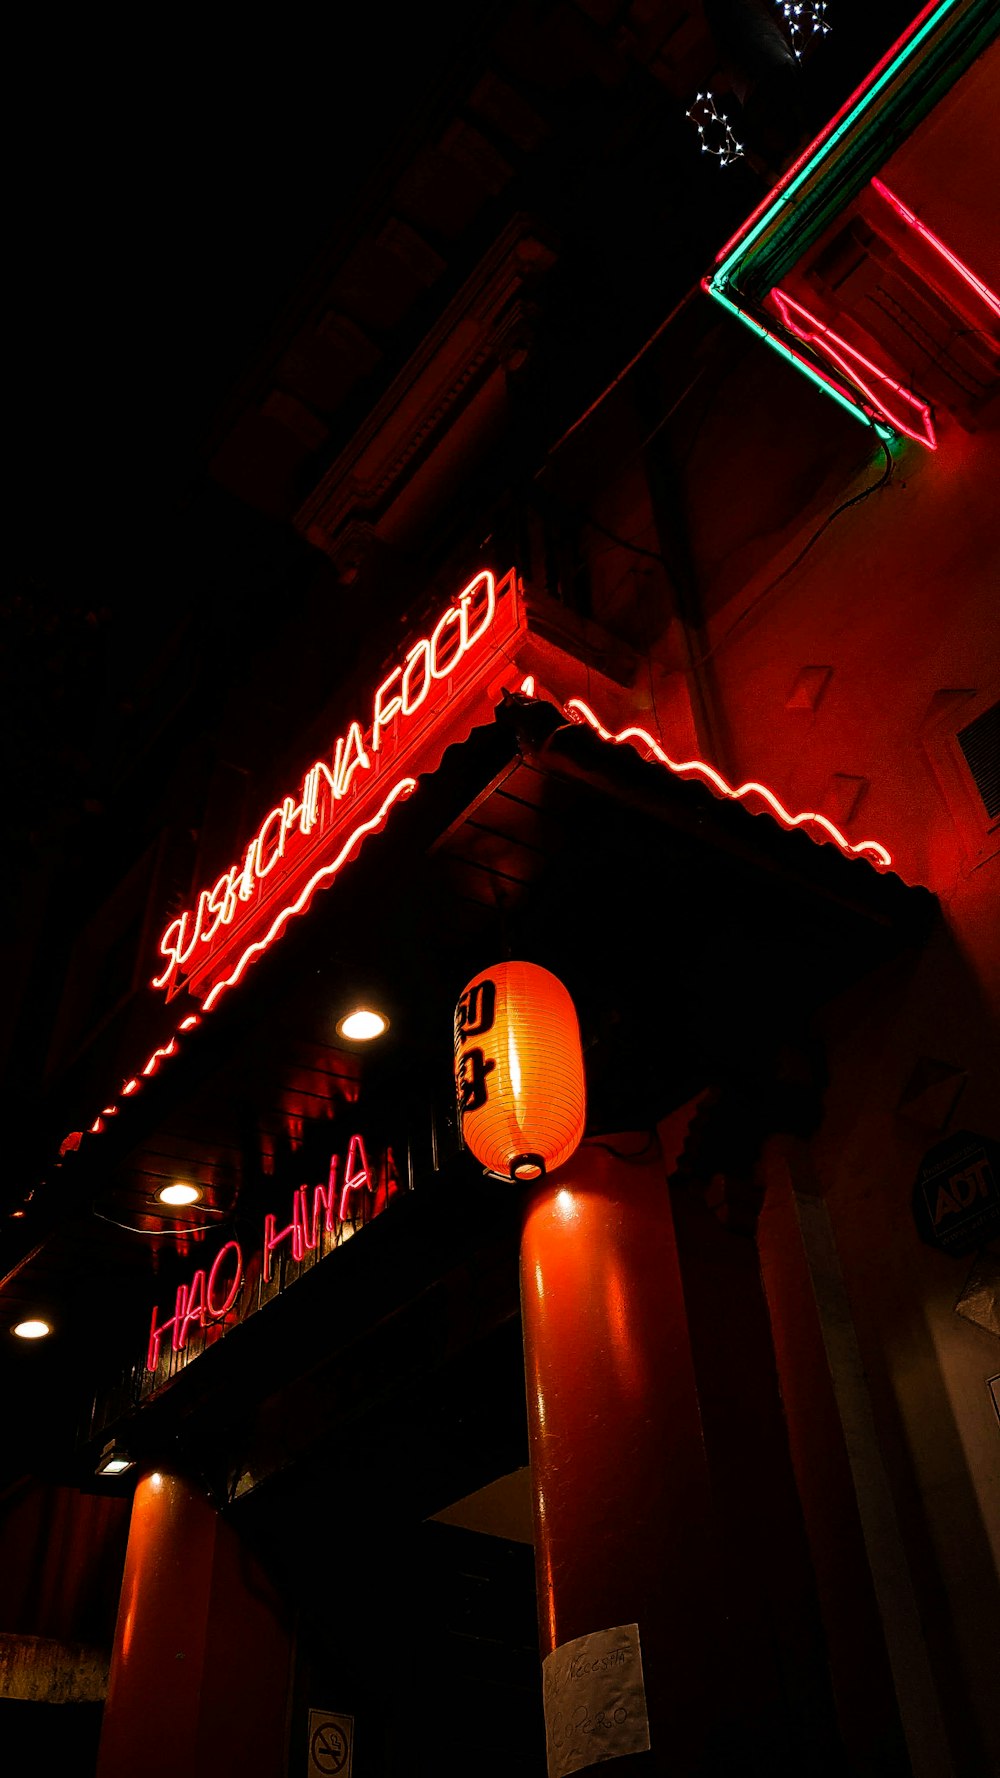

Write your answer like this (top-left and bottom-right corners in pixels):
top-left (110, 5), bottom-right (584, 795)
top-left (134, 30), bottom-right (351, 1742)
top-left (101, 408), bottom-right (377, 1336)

top-left (492, 884), bottom-right (514, 960)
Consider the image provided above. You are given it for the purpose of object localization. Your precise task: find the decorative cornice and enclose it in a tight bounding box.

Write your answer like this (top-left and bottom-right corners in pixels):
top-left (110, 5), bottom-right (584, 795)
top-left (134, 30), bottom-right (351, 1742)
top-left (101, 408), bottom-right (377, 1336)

top-left (295, 218), bottom-right (555, 566)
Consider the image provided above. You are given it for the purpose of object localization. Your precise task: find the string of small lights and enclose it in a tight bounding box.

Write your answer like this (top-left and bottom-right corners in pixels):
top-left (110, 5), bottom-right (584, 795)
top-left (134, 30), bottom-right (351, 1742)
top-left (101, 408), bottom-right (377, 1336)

top-left (685, 93), bottom-right (744, 168)
top-left (779, 2), bottom-right (833, 62)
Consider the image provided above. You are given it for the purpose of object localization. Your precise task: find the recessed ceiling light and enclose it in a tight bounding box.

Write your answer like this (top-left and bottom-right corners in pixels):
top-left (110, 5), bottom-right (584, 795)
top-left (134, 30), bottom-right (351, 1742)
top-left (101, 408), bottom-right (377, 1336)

top-left (13, 1318), bottom-right (51, 1340)
top-left (158, 1182), bottom-right (203, 1206)
top-left (336, 1008), bottom-right (389, 1041)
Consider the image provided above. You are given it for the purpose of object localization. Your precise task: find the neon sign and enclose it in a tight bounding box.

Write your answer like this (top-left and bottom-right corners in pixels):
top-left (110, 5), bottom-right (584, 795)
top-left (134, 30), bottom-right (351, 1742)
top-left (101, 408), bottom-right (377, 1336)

top-left (768, 290), bottom-right (937, 450)
top-left (154, 566), bottom-right (522, 1002)
top-left (146, 1133), bottom-right (387, 1373)
top-left (703, 0), bottom-right (983, 444)
top-left (522, 683), bottom-right (893, 869)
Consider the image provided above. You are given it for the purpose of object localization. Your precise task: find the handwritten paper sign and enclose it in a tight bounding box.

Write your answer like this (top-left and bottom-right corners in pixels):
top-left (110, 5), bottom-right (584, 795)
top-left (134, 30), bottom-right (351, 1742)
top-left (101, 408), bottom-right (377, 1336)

top-left (542, 1622), bottom-right (650, 1778)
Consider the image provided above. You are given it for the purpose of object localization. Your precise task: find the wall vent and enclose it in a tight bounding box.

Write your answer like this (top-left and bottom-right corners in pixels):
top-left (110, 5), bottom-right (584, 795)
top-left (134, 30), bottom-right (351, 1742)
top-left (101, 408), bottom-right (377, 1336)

top-left (957, 701), bottom-right (999, 823)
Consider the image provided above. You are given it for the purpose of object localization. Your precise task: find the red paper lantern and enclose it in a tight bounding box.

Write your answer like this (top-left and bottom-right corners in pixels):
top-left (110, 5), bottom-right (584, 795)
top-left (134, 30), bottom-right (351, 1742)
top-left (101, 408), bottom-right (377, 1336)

top-left (454, 961), bottom-right (586, 1180)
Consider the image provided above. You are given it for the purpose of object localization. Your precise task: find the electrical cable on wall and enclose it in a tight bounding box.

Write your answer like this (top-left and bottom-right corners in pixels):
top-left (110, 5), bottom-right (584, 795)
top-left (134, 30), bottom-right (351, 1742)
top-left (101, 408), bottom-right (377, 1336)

top-left (688, 432), bottom-right (893, 664)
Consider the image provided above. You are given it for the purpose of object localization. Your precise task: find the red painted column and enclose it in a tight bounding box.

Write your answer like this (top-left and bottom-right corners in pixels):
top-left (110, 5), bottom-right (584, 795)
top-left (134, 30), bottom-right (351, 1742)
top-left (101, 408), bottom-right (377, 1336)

top-left (520, 1124), bottom-right (719, 1776)
top-left (97, 1468), bottom-right (292, 1778)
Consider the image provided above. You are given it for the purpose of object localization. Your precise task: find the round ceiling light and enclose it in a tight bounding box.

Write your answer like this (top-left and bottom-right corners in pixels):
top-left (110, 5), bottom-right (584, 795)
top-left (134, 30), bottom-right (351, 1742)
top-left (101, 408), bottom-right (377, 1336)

top-left (13, 1318), bottom-right (51, 1340)
top-left (158, 1182), bottom-right (203, 1207)
top-left (336, 1008), bottom-right (389, 1042)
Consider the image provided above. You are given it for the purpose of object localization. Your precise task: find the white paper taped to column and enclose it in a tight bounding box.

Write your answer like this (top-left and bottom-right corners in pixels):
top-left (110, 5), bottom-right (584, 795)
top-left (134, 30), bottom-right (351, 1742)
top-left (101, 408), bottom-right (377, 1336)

top-left (542, 1621), bottom-right (650, 1778)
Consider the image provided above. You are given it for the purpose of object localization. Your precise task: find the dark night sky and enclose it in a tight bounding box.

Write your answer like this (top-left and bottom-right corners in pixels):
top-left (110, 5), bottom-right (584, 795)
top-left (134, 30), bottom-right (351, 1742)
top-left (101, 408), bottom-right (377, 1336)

top-left (10, 9), bottom-right (491, 580)
top-left (2, 0), bottom-right (930, 1162)
top-left (5, 0), bottom-right (926, 855)
top-left (9, 2), bottom-right (922, 583)
top-left (9, 3), bottom-right (926, 566)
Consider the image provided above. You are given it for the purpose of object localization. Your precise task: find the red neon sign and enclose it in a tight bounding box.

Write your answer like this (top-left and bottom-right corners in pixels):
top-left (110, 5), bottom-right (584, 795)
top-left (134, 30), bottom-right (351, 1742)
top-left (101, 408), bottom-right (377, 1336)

top-left (262, 1135), bottom-right (372, 1281)
top-left (147, 1239), bottom-right (245, 1370)
top-left (769, 289), bottom-right (937, 449)
top-left (153, 567), bottom-right (522, 1002)
top-left (146, 1134), bottom-right (383, 1372)
top-left (870, 177), bottom-right (1000, 321)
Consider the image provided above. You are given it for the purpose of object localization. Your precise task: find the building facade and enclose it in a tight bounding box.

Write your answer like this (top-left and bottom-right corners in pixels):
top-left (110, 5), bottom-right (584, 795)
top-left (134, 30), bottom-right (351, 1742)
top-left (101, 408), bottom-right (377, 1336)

top-left (2, 4), bottom-right (998, 1775)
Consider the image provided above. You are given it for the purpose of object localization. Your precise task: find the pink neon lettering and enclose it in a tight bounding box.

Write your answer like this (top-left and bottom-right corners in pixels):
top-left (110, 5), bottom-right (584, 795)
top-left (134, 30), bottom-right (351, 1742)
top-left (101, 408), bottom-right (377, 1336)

top-left (401, 639), bottom-right (431, 715)
top-left (152, 916), bottom-right (186, 988)
top-left (296, 1160), bottom-right (339, 1252)
top-left (430, 606), bottom-right (463, 680)
top-left (336, 721), bottom-right (370, 798)
top-left (236, 841), bottom-right (258, 901)
top-left (338, 1134), bottom-right (373, 1221)
top-left (302, 754), bottom-right (341, 835)
top-left (147, 1283), bottom-right (187, 1370)
top-left (177, 1270), bottom-right (206, 1349)
top-left (201, 868), bottom-right (238, 945)
top-left (201, 780), bottom-right (418, 1014)
top-left (458, 570), bottom-right (495, 651)
top-left (152, 566), bottom-right (510, 996)
top-left (206, 1240), bottom-right (244, 1316)
top-left (254, 805), bottom-right (287, 879)
top-left (177, 896), bottom-right (210, 967)
top-left (372, 667), bottom-right (404, 752)
top-left (263, 1212), bottom-right (300, 1282)
top-left (146, 1242), bottom-right (244, 1369)
top-left (281, 793), bottom-right (305, 849)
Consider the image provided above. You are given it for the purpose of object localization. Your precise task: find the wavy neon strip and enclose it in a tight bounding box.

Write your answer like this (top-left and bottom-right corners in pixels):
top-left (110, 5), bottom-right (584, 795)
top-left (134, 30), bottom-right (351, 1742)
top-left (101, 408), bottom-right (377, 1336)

top-left (202, 778), bottom-right (418, 1011)
top-left (60, 779), bottom-right (419, 1154)
top-left (565, 697), bottom-right (892, 869)
top-left (141, 1038), bottom-right (179, 1077)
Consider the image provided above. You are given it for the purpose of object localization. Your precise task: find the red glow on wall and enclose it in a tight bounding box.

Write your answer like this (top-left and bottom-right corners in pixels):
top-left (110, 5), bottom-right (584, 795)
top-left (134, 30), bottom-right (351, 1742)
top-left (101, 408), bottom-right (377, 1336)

top-left (769, 290), bottom-right (937, 448)
top-left (565, 697), bottom-right (893, 869)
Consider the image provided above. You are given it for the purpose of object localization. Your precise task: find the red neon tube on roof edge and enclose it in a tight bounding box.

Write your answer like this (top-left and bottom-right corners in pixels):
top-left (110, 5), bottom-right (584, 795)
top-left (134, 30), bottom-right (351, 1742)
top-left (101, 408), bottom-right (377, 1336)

top-left (563, 697), bottom-right (893, 869)
top-left (60, 778), bottom-right (420, 1154)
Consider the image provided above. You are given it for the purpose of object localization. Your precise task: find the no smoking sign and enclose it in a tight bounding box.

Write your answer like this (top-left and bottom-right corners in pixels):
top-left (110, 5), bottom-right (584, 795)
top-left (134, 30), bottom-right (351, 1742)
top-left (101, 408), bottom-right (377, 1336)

top-left (307, 1709), bottom-right (354, 1778)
